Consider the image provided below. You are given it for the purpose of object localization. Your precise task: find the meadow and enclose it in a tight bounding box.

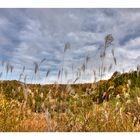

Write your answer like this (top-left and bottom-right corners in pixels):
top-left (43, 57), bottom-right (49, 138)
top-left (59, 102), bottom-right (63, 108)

top-left (0, 34), bottom-right (140, 132)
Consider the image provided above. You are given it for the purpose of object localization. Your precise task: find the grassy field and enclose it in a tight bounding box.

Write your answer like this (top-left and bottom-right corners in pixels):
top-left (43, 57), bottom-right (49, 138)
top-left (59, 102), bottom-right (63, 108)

top-left (0, 70), bottom-right (140, 132)
top-left (0, 34), bottom-right (140, 132)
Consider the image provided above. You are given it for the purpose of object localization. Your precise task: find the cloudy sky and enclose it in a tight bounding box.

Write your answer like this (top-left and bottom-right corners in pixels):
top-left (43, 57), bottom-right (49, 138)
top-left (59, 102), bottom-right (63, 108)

top-left (0, 8), bottom-right (140, 84)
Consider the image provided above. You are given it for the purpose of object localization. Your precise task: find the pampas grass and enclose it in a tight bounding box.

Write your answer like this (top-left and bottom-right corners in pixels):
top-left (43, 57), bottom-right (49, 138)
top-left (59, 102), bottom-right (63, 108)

top-left (0, 35), bottom-right (140, 132)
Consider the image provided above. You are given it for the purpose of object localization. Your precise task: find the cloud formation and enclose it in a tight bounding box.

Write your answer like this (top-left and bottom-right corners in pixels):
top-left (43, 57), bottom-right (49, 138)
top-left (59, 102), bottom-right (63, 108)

top-left (0, 9), bottom-right (140, 83)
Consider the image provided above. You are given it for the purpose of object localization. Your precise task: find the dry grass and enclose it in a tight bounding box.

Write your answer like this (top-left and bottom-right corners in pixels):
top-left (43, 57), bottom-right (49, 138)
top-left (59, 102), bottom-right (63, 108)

top-left (0, 34), bottom-right (140, 132)
top-left (1, 85), bottom-right (140, 132)
top-left (12, 113), bottom-right (47, 132)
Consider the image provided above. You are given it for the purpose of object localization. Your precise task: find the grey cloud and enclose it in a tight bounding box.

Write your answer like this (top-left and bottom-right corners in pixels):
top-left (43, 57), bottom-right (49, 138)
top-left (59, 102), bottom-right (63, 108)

top-left (0, 9), bottom-right (140, 83)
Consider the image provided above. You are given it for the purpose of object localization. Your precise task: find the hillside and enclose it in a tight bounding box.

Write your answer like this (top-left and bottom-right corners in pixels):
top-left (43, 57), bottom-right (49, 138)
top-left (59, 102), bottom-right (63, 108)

top-left (1, 70), bottom-right (139, 104)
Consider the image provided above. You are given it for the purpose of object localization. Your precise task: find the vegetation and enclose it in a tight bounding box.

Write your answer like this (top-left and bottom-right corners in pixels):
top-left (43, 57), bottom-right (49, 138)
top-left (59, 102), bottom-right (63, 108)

top-left (0, 34), bottom-right (140, 132)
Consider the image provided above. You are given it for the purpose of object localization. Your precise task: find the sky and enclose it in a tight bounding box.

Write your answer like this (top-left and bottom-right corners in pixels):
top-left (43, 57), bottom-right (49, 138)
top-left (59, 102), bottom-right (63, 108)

top-left (0, 8), bottom-right (140, 84)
